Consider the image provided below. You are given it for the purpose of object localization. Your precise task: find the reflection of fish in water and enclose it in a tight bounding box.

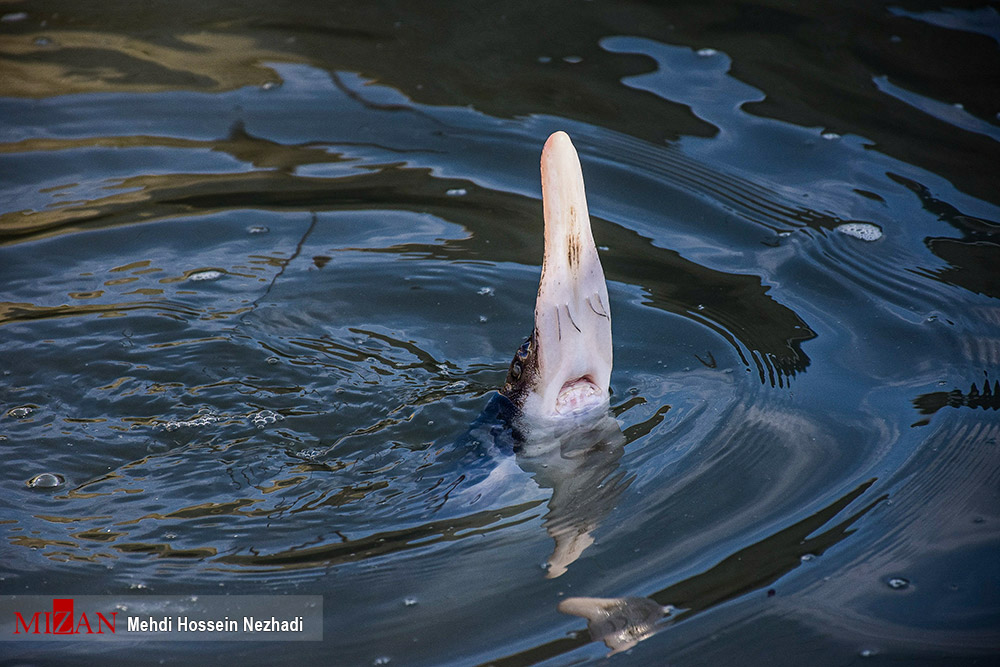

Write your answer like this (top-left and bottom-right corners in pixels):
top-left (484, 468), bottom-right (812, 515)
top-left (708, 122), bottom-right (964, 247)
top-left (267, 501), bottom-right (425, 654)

top-left (511, 407), bottom-right (628, 578)
top-left (453, 395), bottom-right (628, 578)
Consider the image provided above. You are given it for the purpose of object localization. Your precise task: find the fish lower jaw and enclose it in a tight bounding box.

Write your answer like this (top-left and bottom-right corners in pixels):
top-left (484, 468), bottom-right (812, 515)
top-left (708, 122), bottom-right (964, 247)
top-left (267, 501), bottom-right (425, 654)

top-left (554, 377), bottom-right (606, 415)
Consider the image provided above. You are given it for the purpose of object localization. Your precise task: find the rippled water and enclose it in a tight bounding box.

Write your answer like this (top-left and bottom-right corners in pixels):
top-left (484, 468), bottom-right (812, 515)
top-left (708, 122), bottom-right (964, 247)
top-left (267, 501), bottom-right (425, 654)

top-left (2, 2), bottom-right (999, 665)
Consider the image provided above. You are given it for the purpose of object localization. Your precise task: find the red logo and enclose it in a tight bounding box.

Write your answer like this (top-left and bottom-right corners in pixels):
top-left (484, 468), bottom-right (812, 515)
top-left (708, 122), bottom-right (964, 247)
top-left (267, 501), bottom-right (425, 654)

top-left (14, 598), bottom-right (116, 635)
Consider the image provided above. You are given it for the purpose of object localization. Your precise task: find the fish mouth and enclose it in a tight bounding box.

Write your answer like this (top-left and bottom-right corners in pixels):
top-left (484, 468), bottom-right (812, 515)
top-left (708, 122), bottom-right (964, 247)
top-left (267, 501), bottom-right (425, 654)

top-left (528, 132), bottom-right (612, 418)
top-left (554, 376), bottom-right (604, 414)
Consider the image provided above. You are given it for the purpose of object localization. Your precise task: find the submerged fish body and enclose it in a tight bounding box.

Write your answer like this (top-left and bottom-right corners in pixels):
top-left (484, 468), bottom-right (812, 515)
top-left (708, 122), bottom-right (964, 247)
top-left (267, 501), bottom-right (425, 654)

top-left (501, 131), bottom-right (613, 422)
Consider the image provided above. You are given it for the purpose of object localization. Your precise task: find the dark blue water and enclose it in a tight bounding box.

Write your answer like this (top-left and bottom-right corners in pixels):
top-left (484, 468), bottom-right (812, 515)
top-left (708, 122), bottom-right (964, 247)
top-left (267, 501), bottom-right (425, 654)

top-left (2, 2), bottom-right (999, 665)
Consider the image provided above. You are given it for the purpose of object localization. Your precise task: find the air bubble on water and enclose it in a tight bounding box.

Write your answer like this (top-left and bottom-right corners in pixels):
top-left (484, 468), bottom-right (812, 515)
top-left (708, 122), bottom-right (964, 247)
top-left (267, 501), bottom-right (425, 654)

top-left (479, 315), bottom-right (488, 323)
top-left (188, 270), bottom-right (223, 282)
top-left (563, 55), bottom-right (583, 64)
top-left (247, 225), bottom-right (269, 234)
top-left (860, 649), bottom-right (876, 658)
top-left (538, 56), bottom-right (552, 64)
top-left (130, 582), bottom-right (148, 590)
top-left (8, 406), bottom-right (34, 419)
top-left (403, 597), bottom-right (418, 607)
top-left (598, 245), bottom-right (609, 251)
top-left (261, 81), bottom-right (281, 91)
top-left (887, 577), bottom-right (909, 590)
top-left (266, 357), bottom-right (280, 365)
top-left (1, 12), bottom-right (28, 22)
top-left (251, 410), bottom-right (283, 428)
top-left (446, 188), bottom-right (467, 196)
top-left (27, 473), bottom-right (65, 489)
top-left (800, 553), bottom-right (816, 563)
top-left (821, 132), bottom-right (841, 140)
top-left (696, 48), bottom-right (717, 57)
top-left (165, 413), bottom-right (218, 431)
top-left (115, 603), bottom-right (129, 612)
top-left (477, 286), bottom-right (495, 296)
top-left (34, 36), bottom-right (52, 46)
top-left (836, 222), bottom-right (883, 241)
top-left (374, 657), bottom-right (391, 666)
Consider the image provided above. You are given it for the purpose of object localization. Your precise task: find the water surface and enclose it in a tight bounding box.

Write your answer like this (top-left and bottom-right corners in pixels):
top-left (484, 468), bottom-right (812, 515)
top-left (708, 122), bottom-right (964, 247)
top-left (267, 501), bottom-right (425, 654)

top-left (2, 1), bottom-right (999, 665)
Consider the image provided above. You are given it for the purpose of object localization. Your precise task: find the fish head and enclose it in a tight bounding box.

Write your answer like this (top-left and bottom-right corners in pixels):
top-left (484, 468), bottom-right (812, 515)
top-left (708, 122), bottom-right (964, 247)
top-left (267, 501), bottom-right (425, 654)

top-left (501, 132), bottom-right (612, 422)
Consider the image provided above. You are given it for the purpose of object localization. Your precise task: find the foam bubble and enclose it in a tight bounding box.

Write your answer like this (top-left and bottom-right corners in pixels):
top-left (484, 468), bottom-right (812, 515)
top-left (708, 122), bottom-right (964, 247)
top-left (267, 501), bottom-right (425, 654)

top-left (164, 413), bottom-right (219, 431)
top-left (251, 410), bottom-right (284, 428)
top-left (188, 270), bottom-right (223, 282)
top-left (836, 222), bottom-right (883, 241)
